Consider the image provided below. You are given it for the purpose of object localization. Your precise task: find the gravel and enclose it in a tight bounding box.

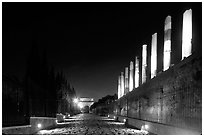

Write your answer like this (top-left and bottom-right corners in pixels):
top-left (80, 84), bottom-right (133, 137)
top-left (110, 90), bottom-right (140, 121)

top-left (36, 113), bottom-right (148, 135)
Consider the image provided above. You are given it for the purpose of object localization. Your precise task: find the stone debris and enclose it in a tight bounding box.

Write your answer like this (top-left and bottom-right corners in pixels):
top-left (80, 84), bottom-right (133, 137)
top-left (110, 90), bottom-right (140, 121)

top-left (36, 114), bottom-right (148, 135)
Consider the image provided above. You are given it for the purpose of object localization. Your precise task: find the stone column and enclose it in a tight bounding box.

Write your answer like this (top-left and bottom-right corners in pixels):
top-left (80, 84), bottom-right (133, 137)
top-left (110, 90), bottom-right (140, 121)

top-left (129, 61), bottom-right (134, 92)
top-left (142, 44), bottom-right (147, 84)
top-left (120, 72), bottom-right (125, 97)
top-left (135, 56), bottom-right (139, 88)
top-left (163, 16), bottom-right (172, 71)
top-left (151, 33), bottom-right (157, 78)
top-left (182, 9), bottom-right (192, 60)
top-left (118, 75), bottom-right (121, 99)
top-left (124, 67), bottom-right (129, 94)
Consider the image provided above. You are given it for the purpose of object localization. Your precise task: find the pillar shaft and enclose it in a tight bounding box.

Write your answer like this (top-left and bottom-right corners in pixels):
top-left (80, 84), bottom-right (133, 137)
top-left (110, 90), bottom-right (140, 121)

top-left (135, 56), bottom-right (139, 88)
top-left (151, 33), bottom-right (157, 78)
top-left (142, 44), bottom-right (147, 84)
top-left (121, 72), bottom-right (124, 97)
top-left (163, 16), bottom-right (172, 71)
top-left (118, 75), bottom-right (121, 99)
top-left (129, 61), bottom-right (134, 92)
top-left (182, 9), bottom-right (192, 60)
top-left (125, 67), bottom-right (129, 94)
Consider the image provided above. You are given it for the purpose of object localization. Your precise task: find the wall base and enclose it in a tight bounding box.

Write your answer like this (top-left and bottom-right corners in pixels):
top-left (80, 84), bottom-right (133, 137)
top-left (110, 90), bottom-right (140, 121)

top-left (109, 114), bottom-right (201, 135)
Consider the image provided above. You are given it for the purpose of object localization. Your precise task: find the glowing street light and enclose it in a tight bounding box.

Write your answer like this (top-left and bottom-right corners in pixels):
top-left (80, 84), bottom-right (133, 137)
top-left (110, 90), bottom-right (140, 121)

top-left (123, 119), bottom-right (126, 123)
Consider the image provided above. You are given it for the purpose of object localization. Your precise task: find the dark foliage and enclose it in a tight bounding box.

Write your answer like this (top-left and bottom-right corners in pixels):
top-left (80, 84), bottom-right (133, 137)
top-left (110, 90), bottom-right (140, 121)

top-left (2, 39), bottom-right (77, 126)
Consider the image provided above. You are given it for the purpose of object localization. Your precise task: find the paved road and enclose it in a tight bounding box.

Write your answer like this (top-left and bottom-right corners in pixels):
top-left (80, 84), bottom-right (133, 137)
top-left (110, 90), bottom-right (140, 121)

top-left (36, 113), bottom-right (148, 135)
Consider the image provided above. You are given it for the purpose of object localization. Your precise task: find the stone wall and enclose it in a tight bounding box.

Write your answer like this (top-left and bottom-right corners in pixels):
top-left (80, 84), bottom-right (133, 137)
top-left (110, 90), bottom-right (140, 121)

top-left (113, 53), bottom-right (202, 134)
top-left (2, 125), bottom-right (31, 135)
top-left (2, 117), bottom-right (58, 135)
top-left (30, 117), bottom-right (57, 134)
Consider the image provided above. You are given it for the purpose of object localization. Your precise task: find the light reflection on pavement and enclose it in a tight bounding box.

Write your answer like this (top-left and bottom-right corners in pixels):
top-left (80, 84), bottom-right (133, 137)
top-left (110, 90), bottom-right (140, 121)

top-left (36, 113), bottom-right (148, 135)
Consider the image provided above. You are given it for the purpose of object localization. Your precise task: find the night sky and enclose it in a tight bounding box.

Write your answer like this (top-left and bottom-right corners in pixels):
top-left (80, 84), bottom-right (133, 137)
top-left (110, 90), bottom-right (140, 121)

top-left (3, 2), bottom-right (199, 101)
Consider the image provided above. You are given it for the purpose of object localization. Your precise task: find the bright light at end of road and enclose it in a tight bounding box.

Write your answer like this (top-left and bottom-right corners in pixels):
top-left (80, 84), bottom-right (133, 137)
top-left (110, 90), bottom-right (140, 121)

top-left (78, 103), bottom-right (83, 109)
top-left (73, 98), bottom-right (78, 103)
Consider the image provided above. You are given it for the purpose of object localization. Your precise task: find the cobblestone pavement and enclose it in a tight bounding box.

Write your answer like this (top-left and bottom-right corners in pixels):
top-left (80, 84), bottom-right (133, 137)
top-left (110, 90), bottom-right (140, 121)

top-left (36, 113), bottom-right (148, 135)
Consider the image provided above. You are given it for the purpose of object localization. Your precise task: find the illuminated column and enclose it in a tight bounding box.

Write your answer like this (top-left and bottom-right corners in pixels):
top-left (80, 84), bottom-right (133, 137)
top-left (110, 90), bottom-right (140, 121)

top-left (129, 61), bottom-right (134, 92)
top-left (120, 75), bottom-right (123, 98)
top-left (151, 33), bottom-right (157, 78)
top-left (135, 56), bottom-right (139, 88)
top-left (142, 44), bottom-right (147, 84)
top-left (118, 75), bottom-right (121, 99)
top-left (120, 72), bottom-right (125, 97)
top-left (124, 67), bottom-right (129, 94)
top-left (182, 9), bottom-right (192, 60)
top-left (163, 16), bottom-right (172, 71)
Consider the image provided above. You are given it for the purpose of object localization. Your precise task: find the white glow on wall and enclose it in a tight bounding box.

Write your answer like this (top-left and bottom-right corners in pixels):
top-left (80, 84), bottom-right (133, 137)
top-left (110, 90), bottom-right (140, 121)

top-left (163, 16), bottom-right (171, 71)
top-left (37, 123), bottom-right (42, 128)
top-left (120, 72), bottom-right (125, 97)
top-left (107, 121), bottom-right (125, 125)
top-left (125, 67), bottom-right (129, 94)
top-left (118, 75), bottom-right (121, 99)
top-left (134, 56), bottom-right (139, 88)
top-left (142, 44), bottom-right (147, 84)
top-left (129, 61), bottom-right (134, 92)
top-left (144, 124), bottom-right (149, 130)
top-left (151, 33), bottom-right (157, 78)
top-left (182, 9), bottom-right (192, 60)
top-left (78, 103), bottom-right (83, 109)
